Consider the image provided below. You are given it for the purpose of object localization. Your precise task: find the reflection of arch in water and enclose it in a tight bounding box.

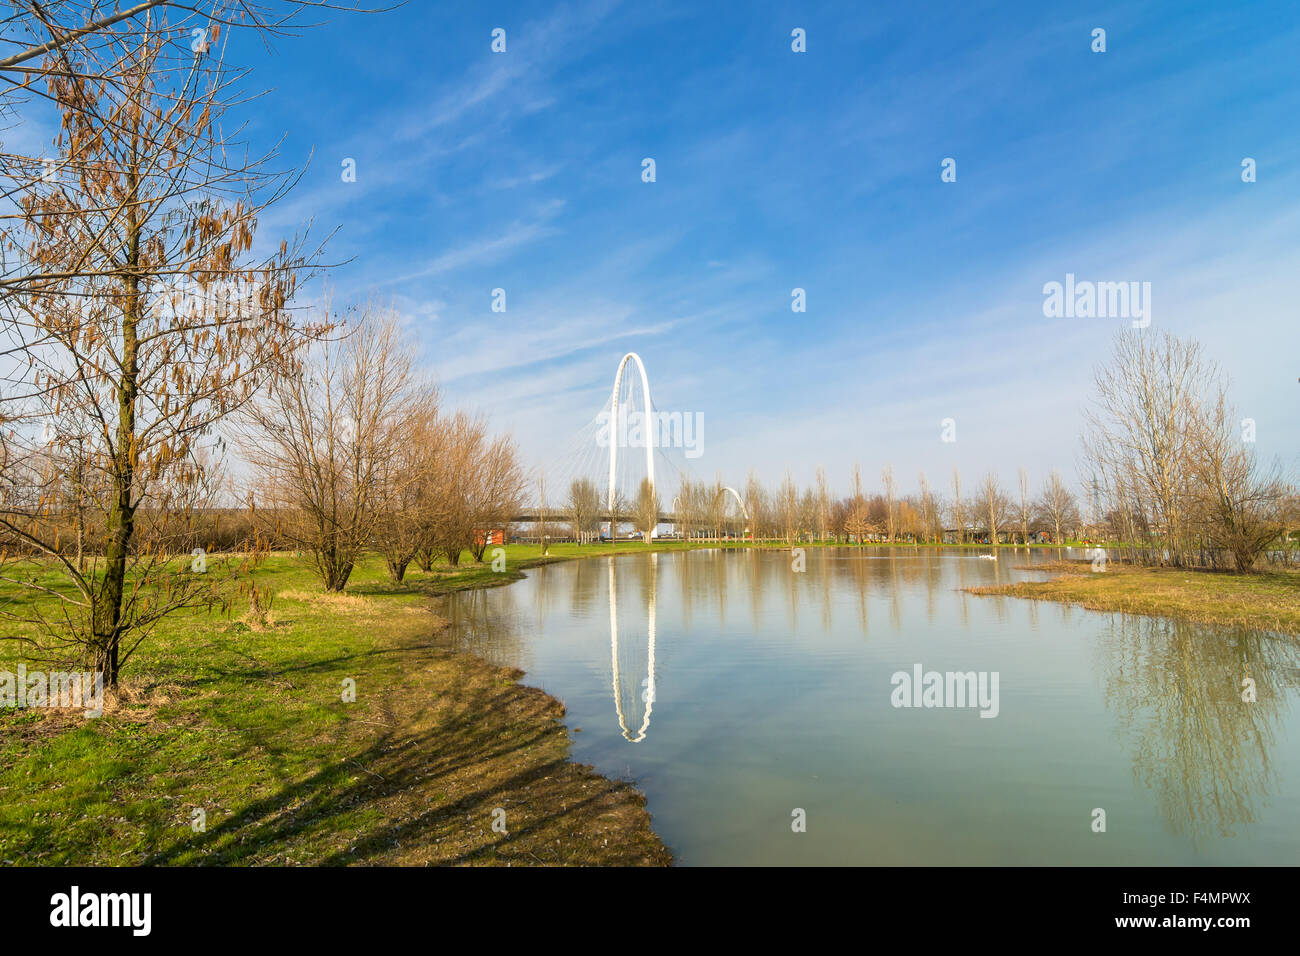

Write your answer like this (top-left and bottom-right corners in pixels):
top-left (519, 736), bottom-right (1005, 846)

top-left (609, 556), bottom-right (657, 742)
top-left (607, 352), bottom-right (656, 511)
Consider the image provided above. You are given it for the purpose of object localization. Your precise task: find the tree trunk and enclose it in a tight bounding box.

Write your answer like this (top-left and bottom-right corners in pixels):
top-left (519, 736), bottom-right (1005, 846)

top-left (95, 196), bottom-right (144, 688)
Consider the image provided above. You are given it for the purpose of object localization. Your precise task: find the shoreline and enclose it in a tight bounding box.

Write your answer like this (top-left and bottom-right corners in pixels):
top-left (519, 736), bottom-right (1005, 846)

top-left (0, 552), bottom-right (672, 867)
top-left (965, 559), bottom-right (1300, 633)
top-left (7, 543), bottom-right (1291, 865)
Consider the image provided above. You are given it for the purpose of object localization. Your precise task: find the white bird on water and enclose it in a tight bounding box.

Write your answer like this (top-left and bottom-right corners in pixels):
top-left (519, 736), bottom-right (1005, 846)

top-left (979, 554), bottom-right (997, 561)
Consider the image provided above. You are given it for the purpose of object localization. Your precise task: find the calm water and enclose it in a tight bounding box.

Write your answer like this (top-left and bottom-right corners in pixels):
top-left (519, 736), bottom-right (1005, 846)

top-left (438, 547), bottom-right (1300, 865)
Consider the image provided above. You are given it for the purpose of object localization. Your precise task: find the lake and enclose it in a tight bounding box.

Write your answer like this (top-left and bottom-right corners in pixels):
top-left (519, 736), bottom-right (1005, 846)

top-left (438, 547), bottom-right (1300, 865)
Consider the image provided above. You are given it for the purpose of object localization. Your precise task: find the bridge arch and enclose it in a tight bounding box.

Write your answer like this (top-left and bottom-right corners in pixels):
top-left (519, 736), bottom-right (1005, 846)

top-left (718, 485), bottom-right (749, 522)
top-left (607, 351), bottom-right (655, 511)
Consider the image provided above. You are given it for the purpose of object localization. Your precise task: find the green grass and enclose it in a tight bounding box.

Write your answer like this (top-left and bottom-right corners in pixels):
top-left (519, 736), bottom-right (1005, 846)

top-left (968, 559), bottom-right (1300, 633)
top-left (9, 537), bottom-right (1286, 865)
top-left (0, 548), bottom-right (670, 866)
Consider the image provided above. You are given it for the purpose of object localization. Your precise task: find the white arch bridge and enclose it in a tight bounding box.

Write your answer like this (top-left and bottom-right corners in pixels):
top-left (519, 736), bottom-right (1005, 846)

top-left (512, 351), bottom-right (749, 530)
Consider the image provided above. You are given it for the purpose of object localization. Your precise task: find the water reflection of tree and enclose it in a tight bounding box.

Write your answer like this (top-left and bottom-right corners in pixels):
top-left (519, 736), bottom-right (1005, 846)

top-left (887, 550), bottom-right (902, 630)
top-left (922, 548), bottom-right (941, 624)
top-left (568, 556), bottom-right (600, 617)
top-left (675, 547), bottom-right (694, 627)
top-left (818, 548), bottom-right (833, 633)
top-left (439, 582), bottom-right (526, 668)
top-left (748, 547), bottom-right (769, 633)
top-left (1097, 614), bottom-right (1300, 841)
top-left (846, 548), bottom-right (871, 636)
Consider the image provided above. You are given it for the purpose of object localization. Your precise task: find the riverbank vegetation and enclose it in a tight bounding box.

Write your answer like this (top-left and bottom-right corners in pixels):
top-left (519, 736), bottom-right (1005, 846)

top-left (968, 558), bottom-right (1300, 633)
top-left (0, 551), bottom-right (670, 866)
top-left (600, 331), bottom-right (1294, 579)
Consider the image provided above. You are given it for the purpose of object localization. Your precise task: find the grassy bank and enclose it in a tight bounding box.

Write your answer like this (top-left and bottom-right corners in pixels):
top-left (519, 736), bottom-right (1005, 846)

top-left (967, 560), bottom-right (1300, 633)
top-left (0, 549), bottom-right (670, 866)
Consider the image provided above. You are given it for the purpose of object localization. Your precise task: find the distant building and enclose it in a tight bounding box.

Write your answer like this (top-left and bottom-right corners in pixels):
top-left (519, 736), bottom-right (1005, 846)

top-left (474, 528), bottom-right (506, 548)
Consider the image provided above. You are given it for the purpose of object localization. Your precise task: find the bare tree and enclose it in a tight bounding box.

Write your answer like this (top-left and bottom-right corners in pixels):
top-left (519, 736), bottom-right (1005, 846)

top-left (0, 18), bottom-right (328, 683)
top-left (815, 465), bottom-right (830, 542)
top-left (634, 477), bottom-right (659, 542)
top-left (778, 469), bottom-right (800, 544)
top-left (1016, 467), bottom-right (1032, 545)
top-left (0, 2), bottom-right (377, 75)
top-left (976, 472), bottom-right (1010, 545)
top-left (418, 412), bottom-right (523, 564)
top-left (242, 306), bottom-right (413, 591)
top-left (844, 501), bottom-right (873, 544)
top-left (918, 471), bottom-right (941, 544)
top-left (744, 470), bottom-right (766, 542)
top-left (799, 487), bottom-right (817, 543)
top-left (881, 464), bottom-right (897, 542)
top-left (465, 434), bottom-right (524, 562)
top-left (0, 2), bottom-right (378, 298)
top-left (705, 475), bottom-right (727, 541)
top-left (950, 468), bottom-right (966, 544)
top-left (1191, 387), bottom-right (1296, 571)
top-left (1084, 330), bottom-right (1220, 566)
top-left (607, 488), bottom-right (631, 540)
top-left (898, 497), bottom-right (922, 542)
top-left (535, 475), bottom-right (550, 555)
top-left (425, 412), bottom-right (482, 566)
top-left (1036, 469), bottom-right (1079, 547)
top-left (567, 477), bottom-right (602, 544)
top-left (372, 389), bottom-right (441, 582)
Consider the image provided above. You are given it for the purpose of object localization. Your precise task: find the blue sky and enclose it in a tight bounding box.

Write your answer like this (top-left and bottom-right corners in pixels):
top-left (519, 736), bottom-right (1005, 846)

top-left (238, 0), bottom-right (1298, 496)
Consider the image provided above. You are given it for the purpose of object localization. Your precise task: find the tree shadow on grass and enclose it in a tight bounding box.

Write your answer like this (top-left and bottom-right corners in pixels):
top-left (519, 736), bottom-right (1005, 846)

top-left (141, 643), bottom-right (669, 867)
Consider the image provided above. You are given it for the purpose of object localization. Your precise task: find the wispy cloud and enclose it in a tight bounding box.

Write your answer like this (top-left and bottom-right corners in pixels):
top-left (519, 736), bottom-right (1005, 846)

top-left (389, 201), bottom-right (566, 285)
